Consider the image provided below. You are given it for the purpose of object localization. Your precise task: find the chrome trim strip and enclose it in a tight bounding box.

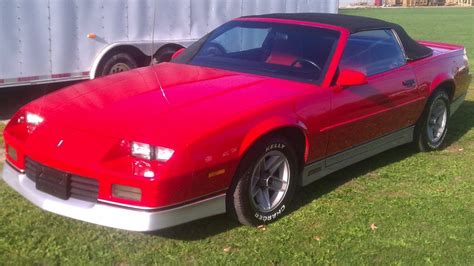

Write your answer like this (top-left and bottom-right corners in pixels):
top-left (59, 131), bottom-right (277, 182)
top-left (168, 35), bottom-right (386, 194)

top-left (0, 76), bottom-right (89, 89)
top-left (301, 126), bottom-right (414, 186)
top-left (1, 163), bottom-right (226, 231)
top-left (99, 189), bottom-right (227, 211)
top-left (98, 199), bottom-right (163, 211)
top-left (5, 160), bottom-right (25, 173)
top-left (391, 29), bottom-right (409, 63)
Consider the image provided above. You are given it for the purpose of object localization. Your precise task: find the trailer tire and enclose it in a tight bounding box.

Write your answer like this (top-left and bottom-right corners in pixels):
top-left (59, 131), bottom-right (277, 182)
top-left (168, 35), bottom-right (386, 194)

top-left (154, 46), bottom-right (181, 64)
top-left (98, 52), bottom-right (138, 77)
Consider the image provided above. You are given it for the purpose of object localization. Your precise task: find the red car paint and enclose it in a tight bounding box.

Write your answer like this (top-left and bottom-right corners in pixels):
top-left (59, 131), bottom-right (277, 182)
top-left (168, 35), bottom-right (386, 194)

top-left (3, 18), bottom-right (470, 210)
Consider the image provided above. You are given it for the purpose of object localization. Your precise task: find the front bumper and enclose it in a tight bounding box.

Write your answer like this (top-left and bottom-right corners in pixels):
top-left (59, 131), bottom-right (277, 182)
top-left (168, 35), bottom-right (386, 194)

top-left (1, 163), bottom-right (226, 231)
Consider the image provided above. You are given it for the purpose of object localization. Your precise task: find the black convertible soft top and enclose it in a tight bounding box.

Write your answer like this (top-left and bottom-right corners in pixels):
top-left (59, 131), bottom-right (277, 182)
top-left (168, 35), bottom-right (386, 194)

top-left (244, 13), bottom-right (433, 61)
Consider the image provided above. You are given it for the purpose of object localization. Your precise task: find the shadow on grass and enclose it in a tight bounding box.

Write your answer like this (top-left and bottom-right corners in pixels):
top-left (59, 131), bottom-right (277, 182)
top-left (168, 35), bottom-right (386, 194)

top-left (153, 100), bottom-right (474, 241)
top-left (445, 100), bottom-right (474, 146)
top-left (147, 214), bottom-right (240, 240)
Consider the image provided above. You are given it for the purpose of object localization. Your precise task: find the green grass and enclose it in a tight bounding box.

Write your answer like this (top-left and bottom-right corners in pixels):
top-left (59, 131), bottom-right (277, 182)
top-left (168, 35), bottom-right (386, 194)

top-left (1, 8), bottom-right (473, 265)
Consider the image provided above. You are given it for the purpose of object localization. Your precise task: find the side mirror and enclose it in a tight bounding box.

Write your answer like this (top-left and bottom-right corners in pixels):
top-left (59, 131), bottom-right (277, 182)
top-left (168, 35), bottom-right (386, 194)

top-left (171, 48), bottom-right (186, 60)
top-left (336, 69), bottom-right (368, 88)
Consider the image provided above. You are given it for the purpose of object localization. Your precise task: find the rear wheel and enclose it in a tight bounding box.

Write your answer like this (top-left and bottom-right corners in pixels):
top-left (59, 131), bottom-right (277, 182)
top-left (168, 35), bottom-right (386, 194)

top-left (228, 136), bottom-right (298, 226)
top-left (153, 46), bottom-right (181, 64)
top-left (414, 89), bottom-right (450, 151)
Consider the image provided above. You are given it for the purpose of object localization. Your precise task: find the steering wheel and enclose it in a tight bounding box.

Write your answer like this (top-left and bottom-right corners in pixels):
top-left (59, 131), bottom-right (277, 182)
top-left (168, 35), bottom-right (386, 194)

top-left (203, 43), bottom-right (226, 56)
top-left (291, 58), bottom-right (322, 72)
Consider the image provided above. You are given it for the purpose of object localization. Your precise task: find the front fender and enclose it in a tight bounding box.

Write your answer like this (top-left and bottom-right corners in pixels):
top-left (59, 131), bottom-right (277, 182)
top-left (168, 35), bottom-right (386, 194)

top-left (238, 116), bottom-right (310, 162)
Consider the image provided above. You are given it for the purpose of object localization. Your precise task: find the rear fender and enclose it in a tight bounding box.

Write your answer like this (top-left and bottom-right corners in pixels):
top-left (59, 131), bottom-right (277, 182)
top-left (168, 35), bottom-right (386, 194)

top-left (429, 73), bottom-right (455, 98)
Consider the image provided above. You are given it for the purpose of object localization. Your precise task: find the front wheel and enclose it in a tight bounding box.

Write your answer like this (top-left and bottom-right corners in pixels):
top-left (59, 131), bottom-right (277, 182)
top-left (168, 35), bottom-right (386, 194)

top-left (414, 90), bottom-right (450, 151)
top-left (228, 136), bottom-right (299, 226)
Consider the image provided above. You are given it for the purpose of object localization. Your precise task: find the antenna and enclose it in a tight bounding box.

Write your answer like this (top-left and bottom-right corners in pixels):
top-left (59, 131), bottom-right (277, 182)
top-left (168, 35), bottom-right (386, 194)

top-left (149, 1), bottom-right (169, 104)
top-left (150, 0), bottom-right (157, 66)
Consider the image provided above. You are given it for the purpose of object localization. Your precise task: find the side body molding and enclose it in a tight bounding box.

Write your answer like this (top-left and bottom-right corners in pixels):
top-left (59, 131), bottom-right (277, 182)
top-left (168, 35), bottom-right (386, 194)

top-left (301, 126), bottom-right (415, 186)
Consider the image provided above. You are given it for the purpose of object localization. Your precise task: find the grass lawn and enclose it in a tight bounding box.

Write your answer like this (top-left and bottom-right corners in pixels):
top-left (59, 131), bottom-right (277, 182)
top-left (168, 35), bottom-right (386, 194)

top-left (1, 8), bottom-right (473, 265)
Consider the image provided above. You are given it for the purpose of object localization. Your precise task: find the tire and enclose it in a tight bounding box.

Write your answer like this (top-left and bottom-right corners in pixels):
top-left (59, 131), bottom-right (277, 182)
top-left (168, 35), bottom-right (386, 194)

top-left (414, 89), bottom-right (450, 152)
top-left (228, 136), bottom-right (299, 226)
top-left (154, 46), bottom-right (181, 64)
top-left (97, 52), bottom-right (138, 77)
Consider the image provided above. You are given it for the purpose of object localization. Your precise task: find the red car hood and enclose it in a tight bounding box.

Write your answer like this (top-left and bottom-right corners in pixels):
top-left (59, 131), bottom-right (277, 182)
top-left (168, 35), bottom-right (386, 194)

top-left (25, 63), bottom-right (306, 146)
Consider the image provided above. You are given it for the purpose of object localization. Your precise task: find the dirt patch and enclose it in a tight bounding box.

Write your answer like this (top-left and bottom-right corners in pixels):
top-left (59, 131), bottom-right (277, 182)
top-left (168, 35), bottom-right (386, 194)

top-left (444, 143), bottom-right (465, 153)
top-left (0, 148), bottom-right (4, 162)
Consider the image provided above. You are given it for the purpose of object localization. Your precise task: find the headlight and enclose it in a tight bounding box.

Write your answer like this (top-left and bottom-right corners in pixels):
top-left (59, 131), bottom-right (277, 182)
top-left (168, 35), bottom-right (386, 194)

top-left (26, 112), bottom-right (44, 126)
top-left (131, 141), bottom-right (174, 162)
top-left (131, 142), bottom-right (153, 160)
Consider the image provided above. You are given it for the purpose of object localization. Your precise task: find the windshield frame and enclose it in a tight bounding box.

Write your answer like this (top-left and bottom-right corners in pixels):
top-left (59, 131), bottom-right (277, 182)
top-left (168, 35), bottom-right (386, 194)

top-left (174, 17), bottom-right (350, 87)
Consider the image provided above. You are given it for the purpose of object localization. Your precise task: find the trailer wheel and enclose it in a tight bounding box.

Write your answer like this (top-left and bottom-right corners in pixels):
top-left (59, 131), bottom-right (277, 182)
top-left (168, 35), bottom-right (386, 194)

top-left (98, 52), bottom-right (138, 77)
top-left (153, 46), bottom-right (181, 64)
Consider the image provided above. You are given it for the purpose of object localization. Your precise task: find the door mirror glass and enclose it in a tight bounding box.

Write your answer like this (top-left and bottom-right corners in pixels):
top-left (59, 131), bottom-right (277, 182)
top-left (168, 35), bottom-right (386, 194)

top-left (336, 69), bottom-right (368, 88)
top-left (171, 48), bottom-right (186, 60)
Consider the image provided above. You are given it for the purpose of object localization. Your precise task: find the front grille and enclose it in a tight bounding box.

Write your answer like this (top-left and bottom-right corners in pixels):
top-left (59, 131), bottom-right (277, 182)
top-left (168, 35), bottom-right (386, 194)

top-left (70, 175), bottom-right (99, 202)
top-left (25, 158), bottom-right (41, 182)
top-left (25, 157), bottom-right (99, 203)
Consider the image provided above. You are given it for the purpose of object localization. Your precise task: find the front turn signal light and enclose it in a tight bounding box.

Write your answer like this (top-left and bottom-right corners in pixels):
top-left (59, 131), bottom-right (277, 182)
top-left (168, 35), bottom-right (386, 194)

top-left (6, 145), bottom-right (18, 162)
top-left (112, 184), bottom-right (142, 202)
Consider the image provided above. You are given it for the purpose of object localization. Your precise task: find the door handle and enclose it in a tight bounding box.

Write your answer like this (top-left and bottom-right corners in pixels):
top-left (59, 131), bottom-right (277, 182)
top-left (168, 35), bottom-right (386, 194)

top-left (402, 79), bottom-right (416, 88)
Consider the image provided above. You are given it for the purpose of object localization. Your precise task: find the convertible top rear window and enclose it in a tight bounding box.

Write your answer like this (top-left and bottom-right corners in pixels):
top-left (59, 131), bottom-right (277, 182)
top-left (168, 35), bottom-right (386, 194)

top-left (187, 21), bottom-right (340, 84)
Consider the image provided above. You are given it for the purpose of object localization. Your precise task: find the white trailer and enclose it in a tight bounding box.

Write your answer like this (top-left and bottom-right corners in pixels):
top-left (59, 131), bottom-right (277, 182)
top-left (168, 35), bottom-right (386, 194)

top-left (0, 0), bottom-right (338, 89)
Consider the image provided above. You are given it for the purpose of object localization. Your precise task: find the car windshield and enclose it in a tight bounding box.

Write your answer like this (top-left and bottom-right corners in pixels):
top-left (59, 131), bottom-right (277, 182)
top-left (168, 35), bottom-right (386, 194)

top-left (188, 21), bottom-right (341, 84)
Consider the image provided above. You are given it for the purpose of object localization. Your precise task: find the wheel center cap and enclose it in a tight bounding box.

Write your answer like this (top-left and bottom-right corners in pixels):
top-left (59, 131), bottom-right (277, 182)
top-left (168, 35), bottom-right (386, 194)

top-left (259, 176), bottom-right (272, 187)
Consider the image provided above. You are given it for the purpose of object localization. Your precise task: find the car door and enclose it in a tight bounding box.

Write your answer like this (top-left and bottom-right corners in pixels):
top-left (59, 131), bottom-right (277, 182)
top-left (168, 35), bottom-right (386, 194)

top-left (325, 29), bottom-right (424, 156)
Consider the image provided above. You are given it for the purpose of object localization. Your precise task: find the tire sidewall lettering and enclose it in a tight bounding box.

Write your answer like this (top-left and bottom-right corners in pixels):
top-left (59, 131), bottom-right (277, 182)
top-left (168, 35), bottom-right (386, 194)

top-left (253, 205), bottom-right (286, 222)
top-left (265, 143), bottom-right (286, 152)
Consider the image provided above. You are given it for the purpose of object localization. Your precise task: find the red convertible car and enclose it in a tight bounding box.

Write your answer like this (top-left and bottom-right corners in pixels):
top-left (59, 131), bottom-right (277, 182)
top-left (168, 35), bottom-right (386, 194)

top-left (2, 14), bottom-right (471, 231)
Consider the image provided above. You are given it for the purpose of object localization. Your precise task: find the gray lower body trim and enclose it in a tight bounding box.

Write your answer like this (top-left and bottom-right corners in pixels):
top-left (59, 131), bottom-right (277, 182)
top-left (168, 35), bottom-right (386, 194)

top-left (301, 126), bottom-right (414, 186)
top-left (450, 92), bottom-right (467, 116)
top-left (1, 163), bottom-right (226, 231)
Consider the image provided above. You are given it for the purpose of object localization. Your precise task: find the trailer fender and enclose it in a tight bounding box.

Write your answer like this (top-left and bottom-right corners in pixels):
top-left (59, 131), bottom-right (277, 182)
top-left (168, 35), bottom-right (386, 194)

top-left (90, 41), bottom-right (192, 79)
